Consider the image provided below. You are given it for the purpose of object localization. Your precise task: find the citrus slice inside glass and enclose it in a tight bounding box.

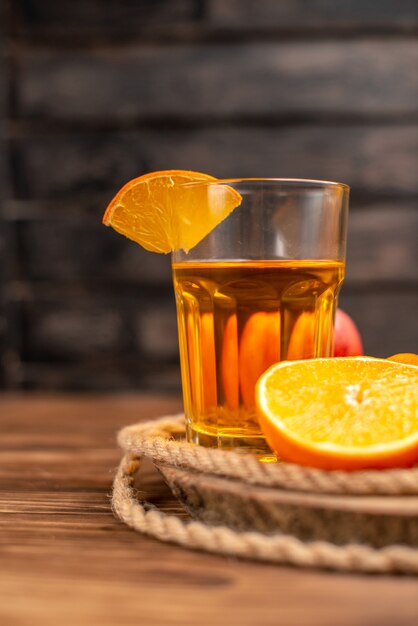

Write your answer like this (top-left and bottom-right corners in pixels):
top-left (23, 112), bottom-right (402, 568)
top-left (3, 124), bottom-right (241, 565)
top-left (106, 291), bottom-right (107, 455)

top-left (256, 357), bottom-right (418, 470)
top-left (102, 169), bottom-right (242, 253)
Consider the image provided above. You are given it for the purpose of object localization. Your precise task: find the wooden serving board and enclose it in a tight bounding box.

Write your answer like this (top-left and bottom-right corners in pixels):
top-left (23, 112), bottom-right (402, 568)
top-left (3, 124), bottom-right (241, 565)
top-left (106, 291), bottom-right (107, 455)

top-left (158, 464), bottom-right (418, 548)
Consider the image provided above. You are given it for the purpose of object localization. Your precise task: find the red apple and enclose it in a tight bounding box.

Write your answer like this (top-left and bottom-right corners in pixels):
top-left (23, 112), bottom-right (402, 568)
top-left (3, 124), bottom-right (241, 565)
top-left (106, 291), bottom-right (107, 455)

top-left (334, 309), bottom-right (363, 357)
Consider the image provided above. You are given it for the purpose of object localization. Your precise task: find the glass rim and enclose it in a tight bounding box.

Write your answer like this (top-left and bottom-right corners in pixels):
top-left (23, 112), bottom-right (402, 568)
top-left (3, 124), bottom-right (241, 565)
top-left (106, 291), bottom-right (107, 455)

top-left (182, 177), bottom-right (350, 192)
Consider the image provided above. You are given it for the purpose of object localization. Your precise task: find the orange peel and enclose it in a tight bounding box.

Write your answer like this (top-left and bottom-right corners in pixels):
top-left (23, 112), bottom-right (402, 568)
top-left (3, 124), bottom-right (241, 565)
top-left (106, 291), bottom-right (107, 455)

top-left (256, 357), bottom-right (418, 470)
top-left (103, 169), bottom-right (242, 253)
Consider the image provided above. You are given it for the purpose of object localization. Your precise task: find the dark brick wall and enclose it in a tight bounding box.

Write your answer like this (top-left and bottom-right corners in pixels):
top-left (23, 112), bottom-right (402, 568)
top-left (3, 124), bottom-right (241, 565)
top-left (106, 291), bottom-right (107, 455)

top-left (1, 0), bottom-right (417, 390)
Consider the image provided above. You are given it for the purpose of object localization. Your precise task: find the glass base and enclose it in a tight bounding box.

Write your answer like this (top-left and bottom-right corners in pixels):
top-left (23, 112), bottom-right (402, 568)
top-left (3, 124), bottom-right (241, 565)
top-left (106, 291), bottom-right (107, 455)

top-left (187, 423), bottom-right (277, 463)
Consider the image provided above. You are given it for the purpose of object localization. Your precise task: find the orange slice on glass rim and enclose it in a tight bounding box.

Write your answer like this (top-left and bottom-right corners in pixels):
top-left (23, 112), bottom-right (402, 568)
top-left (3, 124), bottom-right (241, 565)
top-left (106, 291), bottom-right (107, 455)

top-left (102, 170), bottom-right (242, 253)
top-left (256, 356), bottom-right (418, 470)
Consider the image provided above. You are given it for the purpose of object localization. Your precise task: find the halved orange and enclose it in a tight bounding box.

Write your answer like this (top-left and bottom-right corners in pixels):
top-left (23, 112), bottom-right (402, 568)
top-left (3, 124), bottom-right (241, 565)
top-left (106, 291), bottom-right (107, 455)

top-left (256, 357), bottom-right (418, 470)
top-left (103, 170), bottom-right (241, 253)
top-left (388, 353), bottom-right (418, 366)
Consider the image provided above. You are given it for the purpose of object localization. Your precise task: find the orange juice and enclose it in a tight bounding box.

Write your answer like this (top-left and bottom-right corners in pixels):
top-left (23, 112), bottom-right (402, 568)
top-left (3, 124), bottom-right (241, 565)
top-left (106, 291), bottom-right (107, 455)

top-left (172, 259), bottom-right (344, 455)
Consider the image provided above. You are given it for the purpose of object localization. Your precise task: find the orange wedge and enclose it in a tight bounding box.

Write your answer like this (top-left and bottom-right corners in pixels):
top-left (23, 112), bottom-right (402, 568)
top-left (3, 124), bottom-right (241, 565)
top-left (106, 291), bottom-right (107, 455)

top-left (388, 353), bottom-right (418, 366)
top-left (256, 357), bottom-right (418, 470)
top-left (103, 170), bottom-right (241, 253)
top-left (221, 312), bottom-right (281, 410)
top-left (221, 314), bottom-right (239, 410)
top-left (239, 312), bottom-right (280, 408)
top-left (187, 312), bottom-right (217, 409)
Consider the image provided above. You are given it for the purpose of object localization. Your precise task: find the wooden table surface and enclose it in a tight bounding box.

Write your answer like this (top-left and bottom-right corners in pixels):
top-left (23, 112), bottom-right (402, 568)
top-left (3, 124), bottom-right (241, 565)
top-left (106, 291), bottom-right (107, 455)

top-left (1, 393), bottom-right (417, 626)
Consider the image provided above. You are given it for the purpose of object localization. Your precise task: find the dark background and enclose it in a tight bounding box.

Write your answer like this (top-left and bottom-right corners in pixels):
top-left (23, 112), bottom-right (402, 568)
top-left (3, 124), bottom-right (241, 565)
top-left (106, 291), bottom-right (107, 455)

top-left (0, 0), bottom-right (417, 391)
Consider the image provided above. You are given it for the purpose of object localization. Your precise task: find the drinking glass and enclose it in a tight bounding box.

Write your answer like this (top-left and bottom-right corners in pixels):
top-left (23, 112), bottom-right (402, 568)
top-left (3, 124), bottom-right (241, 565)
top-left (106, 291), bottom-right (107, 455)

top-left (172, 179), bottom-right (349, 458)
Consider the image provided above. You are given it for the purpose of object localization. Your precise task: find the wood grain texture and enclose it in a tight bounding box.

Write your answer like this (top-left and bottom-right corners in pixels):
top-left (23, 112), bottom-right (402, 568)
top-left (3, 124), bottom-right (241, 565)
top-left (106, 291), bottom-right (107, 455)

top-left (2, 3), bottom-right (418, 391)
top-left (208, 0), bottom-right (418, 30)
top-left (17, 41), bottom-right (418, 119)
top-left (0, 281), bottom-right (411, 392)
top-left (14, 0), bottom-right (200, 37)
top-left (17, 218), bottom-right (173, 284)
top-left (20, 291), bottom-right (178, 362)
top-left (347, 205), bottom-right (418, 283)
top-left (17, 360), bottom-right (182, 393)
top-left (1, 393), bottom-right (418, 626)
top-left (0, 55), bottom-right (8, 118)
top-left (14, 125), bottom-right (418, 197)
top-left (12, 204), bottom-right (418, 284)
top-left (13, 290), bottom-right (418, 388)
top-left (0, 4), bottom-right (9, 41)
top-left (0, 136), bottom-right (10, 202)
top-left (13, 0), bottom-right (418, 40)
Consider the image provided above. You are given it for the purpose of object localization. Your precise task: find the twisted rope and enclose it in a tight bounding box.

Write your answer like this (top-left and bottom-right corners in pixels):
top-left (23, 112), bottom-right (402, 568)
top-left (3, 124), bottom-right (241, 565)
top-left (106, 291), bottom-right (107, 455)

top-left (112, 451), bottom-right (418, 575)
top-left (117, 415), bottom-right (418, 496)
top-left (112, 415), bottom-right (418, 574)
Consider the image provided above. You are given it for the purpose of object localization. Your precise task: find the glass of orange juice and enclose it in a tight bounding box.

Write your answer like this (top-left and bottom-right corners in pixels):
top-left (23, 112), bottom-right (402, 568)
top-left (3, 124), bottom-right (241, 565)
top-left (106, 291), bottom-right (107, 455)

top-left (172, 179), bottom-right (349, 458)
